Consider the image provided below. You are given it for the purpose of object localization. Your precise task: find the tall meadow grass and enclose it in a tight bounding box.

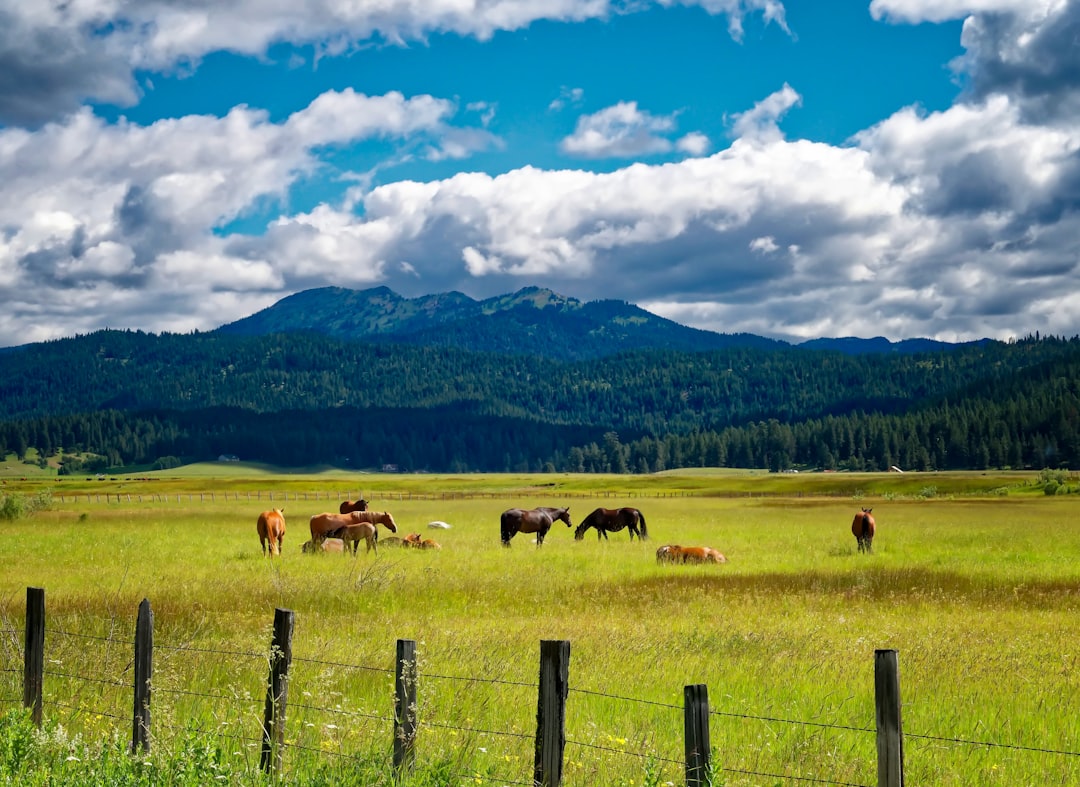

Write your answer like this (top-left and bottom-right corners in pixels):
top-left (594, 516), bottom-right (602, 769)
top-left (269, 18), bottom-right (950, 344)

top-left (0, 481), bottom-right (1077, 785)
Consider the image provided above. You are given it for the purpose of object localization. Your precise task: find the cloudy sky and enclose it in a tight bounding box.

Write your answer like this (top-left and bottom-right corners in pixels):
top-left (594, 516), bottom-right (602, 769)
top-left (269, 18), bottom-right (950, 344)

top-left (1, 0), bottom-right (1078, 348)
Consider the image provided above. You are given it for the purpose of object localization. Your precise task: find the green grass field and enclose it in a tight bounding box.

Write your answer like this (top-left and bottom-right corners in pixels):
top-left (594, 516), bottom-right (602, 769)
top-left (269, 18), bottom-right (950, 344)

top-left (0, 468), bottom-right (1078, 785)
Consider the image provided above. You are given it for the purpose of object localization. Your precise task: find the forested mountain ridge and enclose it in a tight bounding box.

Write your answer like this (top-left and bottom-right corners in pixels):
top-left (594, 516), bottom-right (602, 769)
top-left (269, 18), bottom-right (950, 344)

top-left (1, 284), bottom-right (1077, 473)
top-left (214, 285), bottom-right (786, 359)
top-left (0, 327), bottom-right (1070, 427)
top-left (0, 320), bottom-right (1078, 473)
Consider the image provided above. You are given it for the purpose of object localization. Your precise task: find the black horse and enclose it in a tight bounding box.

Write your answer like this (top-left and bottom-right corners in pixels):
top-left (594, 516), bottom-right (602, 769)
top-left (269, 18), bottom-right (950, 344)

top-left (574, 507), bottom-right (648, 541)
top-left (500, 506), bottom-right (572, 547)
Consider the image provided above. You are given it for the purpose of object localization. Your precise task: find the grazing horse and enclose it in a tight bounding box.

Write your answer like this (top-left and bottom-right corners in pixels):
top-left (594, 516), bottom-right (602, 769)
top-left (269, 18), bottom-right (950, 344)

top-left (257, 508), bottom-right (286, 556)
top-left (339, 498), bottom-right (369, 515)
top-left (852, 508), bottom-right (876, 553)
top-left (500, 506), bottom-right (572, 547)
top-left (574, 507), bottom-right (648, 541)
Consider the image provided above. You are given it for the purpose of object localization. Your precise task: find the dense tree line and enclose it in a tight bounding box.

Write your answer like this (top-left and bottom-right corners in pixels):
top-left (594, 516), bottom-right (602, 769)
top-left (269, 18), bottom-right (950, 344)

top-left (1, 331), bottom-right (1078, 473)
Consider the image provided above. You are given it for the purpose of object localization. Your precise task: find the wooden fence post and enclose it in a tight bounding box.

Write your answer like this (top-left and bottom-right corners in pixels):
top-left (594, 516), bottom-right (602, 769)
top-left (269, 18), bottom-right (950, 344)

top-left (131, 598), bottom-right (153, 754)
top-left (875, 649), bottom-right (904, 787)
top-left (684, 684), bottom-right (711, 787)
top-left (260, 608), bottom-right (294, 775)
top-left (24, 587), bottom-right (44, 727)
top-left (534, 640), bottom-right (569, 787)
top-left (394, 639), bottom-right (418, 774)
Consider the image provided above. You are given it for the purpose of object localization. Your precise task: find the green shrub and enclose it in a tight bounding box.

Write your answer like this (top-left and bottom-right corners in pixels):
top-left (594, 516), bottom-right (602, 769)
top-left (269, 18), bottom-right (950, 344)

top-left (0, 490), bottom-right (52, 521)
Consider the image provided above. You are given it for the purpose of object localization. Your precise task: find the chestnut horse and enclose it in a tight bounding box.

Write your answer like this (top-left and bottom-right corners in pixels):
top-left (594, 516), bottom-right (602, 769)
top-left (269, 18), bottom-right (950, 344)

top-left (310, 510), bottom-right (397, 546)
top-left (257, 508), bottom-right (286, 556)
top-left (656, 544), bottom-right (726, 564)
top-left (332, 522), bottom-right (380, 555)
top-left (339, 498), bottom-right (368, 515)
top-left (500, 506), bottom-right (572, 547)
top-left (852, 508), bottom-right (876, 553)
top-left (574, 507), bottom-right (648, 541)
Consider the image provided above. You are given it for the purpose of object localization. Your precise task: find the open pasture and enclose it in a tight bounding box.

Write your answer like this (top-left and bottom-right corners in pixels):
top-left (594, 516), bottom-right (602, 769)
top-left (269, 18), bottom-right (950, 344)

top-left (1, 477), bottom-right (1079, 785)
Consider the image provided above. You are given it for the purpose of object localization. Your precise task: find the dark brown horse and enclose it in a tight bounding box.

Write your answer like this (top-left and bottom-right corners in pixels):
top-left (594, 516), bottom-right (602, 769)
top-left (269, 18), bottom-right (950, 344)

top-left (574, 507), bottom-right (648, 541)
top-left (500, 506), bottom-right (572, 547)
top-left (852, 507), bottom-right (876, 553)
top-left (339, 498), bottom-right (369, 515)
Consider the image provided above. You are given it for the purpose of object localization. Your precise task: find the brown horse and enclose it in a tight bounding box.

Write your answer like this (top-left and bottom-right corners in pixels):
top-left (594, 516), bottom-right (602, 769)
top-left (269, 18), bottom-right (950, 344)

top-left (257, 508), bottom-right (286, 556)
top-left (500, 506), bottom-right (572, 547)
top-left (332, 522), bottom-right (380, 555)
top-left (852, 508), bottom-right (876, 553)
top-left (656, 544), bottom-right (726, 564)
top-left (310, 510), bottom-right (398, 545)
top-left (574, 507), bottom-right (648, 541)
top-left (301, 537), bottom-right (345, 553)
top-left (339, 498), bottom-right (369, 515)
top-left (348, 510), bottom-right (398, 533)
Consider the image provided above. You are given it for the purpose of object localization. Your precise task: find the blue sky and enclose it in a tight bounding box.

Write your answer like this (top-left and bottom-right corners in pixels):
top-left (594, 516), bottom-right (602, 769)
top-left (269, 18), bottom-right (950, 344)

top-left (0, 0), bottom-right (1077, 348)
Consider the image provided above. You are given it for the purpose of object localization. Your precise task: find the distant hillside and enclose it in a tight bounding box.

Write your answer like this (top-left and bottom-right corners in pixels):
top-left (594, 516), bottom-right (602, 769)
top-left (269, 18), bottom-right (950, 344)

top-left (797, 336), bottom-right (985, 354)
top-left (0, 322), bottom-right (1077, 472)
top-left (216, 286), bottom-right (787, 359)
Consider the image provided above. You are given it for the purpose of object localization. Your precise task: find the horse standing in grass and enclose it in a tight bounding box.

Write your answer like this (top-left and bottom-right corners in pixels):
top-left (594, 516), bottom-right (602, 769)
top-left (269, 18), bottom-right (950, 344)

top-left (339, 498), bottom-right (368, 515)
top-left (257, 508), bottom-right (286, 556)
top-left (309, 510), bottom-right (397, 547)
top-left (330, 522), bottom-right (380, 555)
top-left (500, 506), bottom-right (572, 547)
top-left (852, 508), bottom-right (876, 553)
top-left (574, 507), bottom-right (648, 541)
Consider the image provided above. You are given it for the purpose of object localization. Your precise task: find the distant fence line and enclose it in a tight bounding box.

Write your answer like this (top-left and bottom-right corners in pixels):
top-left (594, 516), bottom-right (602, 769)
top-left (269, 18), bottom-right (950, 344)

top-left (52, 489), bottom-right (845, 505)
top-left (9, 587), bottom-right (1075, 786)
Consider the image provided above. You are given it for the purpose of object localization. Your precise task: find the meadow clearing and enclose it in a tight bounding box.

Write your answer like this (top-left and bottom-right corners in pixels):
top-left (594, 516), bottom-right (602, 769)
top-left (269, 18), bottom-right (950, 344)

top-left (0, 468), bottom-right (1078, 785)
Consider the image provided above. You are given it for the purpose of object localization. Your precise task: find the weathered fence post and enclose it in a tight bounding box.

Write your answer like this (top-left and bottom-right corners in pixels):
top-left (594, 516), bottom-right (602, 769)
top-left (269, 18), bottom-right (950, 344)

top-left (684, 684), bottom-right (711, 787)
top-left (875, 649), bottom-right (904, 787)
top-left (260, 608), bottom-right (294, 775)
top-left (534, 639), bottom-right (569, 787)
top-left (394, 639), bottom-right (418, 774)
top-left (131, 598), bottom-right (153, 754)
top-left (24, 587), bottom-right (44, 727)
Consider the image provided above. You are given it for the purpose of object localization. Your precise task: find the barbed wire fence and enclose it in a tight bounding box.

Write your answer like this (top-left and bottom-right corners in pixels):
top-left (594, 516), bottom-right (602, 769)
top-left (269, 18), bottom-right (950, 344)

top-left (3, 586), bottom-right (1079, 786)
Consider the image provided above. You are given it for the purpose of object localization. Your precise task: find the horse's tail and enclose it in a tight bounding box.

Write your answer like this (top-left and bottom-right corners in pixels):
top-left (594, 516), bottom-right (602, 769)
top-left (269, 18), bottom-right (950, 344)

top-left (638, 511), bottom-right (648, 540)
